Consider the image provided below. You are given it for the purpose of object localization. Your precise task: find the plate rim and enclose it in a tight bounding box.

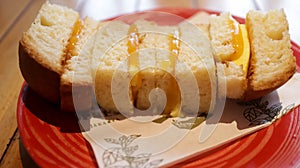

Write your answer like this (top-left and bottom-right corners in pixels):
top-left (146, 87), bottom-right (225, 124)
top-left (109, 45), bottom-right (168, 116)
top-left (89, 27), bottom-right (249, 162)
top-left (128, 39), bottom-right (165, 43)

top-left (17, 7), bottom-right (300, 167)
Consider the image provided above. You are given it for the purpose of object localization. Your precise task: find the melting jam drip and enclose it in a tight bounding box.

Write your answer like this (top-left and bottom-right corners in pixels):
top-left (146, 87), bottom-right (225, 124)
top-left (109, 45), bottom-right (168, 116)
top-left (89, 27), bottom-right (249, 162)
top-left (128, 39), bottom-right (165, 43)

top-left (127, 24), bottom-right (141, 72)
top-left (170, 30), bottom-right (180, 72)
top-left (228, 17), bottom-right (250, 74)
top-left (161, 73), bottom-right (181, 117)
top-left (229, 17), bottom-right (244, 61)
top-left (127, 24), bottom-right (143, 108)
top-left (127, 26), bottom-right (182, 116)
top-left (161, 30), bottom-right (181, 73)
top-left (169, 30), bottom-right (181, 56)
top-left (63, 19), bottom-right (83, 66)
top-left (165, 30), bottom-right (181, 117)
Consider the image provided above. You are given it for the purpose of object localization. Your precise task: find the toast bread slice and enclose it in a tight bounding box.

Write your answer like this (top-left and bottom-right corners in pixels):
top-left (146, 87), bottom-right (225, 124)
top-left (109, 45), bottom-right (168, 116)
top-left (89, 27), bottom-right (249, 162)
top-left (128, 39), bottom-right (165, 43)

top-left (19, 2), bottom-right (296, 114)
top-left (244, 9), bottom-right (296, 100)
top-left (19, 1), bottom-right (79, 103)
top-left (60, 17), bottom-right (100, 112)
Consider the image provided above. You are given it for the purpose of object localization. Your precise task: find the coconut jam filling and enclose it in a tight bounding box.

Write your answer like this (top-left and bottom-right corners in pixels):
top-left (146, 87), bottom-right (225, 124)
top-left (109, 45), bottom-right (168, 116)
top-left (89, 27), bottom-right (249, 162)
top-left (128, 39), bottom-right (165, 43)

top-left (228, 18), bottom-right (250, 75)
top-left (62, 19), bottom-right (84, 66)
top-left (127, 24), bottom-right (182, 116)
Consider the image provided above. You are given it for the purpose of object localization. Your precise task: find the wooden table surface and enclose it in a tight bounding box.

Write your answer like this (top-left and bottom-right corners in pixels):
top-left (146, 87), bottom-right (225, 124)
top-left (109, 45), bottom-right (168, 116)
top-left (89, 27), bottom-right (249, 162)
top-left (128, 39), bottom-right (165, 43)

top-left (0, 0), bottom-right (45, 167)
top-left (0, 0), bottom-right (298, 167)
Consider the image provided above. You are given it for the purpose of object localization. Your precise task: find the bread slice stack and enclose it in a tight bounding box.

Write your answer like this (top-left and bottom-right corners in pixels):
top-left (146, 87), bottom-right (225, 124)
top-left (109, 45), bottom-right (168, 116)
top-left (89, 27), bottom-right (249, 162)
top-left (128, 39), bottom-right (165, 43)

top-left (19, 2), bottom-right (296, 117)
top-left (94, 20), bottom-right (216, 117)
top-left (19, 1), bottom-right (79, 104)
top-left (60, 17), bottom-right (100, 112)
top-left (209, 12), bottom-right (250, 99)
top-left (245, 10), bottom-right (296, 99)
top-left (189, 9), bottom-right (296, 100)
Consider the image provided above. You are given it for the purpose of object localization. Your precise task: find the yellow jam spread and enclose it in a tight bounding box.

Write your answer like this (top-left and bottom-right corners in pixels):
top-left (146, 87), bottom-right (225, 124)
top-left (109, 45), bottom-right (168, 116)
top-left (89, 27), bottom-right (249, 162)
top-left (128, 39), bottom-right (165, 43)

top-left (64, 19), bottom-right (83, 64)
top-left (169, 30), bottom-right (181, 56)
top-left (166, 30), bottom-right (181, 72)
top-left (227, 18), bottom-right (250, 75)
top-left (127, 24), bottom-right (140, 72)
top-left (127, 24), bottom-right (143, 106)
top-left (232, 24), bottom-right (250, 74)
top-left (166, 30), bottom-right (181, 116)
top-left (126, 25), bottom-right (183, 116)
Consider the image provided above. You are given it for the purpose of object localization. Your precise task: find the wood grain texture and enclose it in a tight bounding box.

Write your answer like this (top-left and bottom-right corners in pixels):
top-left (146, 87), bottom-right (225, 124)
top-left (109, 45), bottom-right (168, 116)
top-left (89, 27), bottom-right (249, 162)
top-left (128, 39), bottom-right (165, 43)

top-left (0, 131), bottom-right (22, 168)
top-left (0, 0), bottom-right (45, 166)
top-left (0, 0), bottom-right (31, 40)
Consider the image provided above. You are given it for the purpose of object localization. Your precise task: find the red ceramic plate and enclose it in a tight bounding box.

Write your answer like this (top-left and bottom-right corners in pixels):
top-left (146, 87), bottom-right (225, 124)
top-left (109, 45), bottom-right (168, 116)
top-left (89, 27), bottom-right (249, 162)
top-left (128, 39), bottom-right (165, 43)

top-left (17, 8), bottom-right (300, 168)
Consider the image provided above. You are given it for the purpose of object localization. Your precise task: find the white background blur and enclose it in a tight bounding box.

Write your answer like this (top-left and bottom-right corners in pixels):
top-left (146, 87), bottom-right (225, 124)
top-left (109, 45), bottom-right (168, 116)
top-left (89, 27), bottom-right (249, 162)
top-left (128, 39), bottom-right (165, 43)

top-left (50, 0), bottom-right (300, 44)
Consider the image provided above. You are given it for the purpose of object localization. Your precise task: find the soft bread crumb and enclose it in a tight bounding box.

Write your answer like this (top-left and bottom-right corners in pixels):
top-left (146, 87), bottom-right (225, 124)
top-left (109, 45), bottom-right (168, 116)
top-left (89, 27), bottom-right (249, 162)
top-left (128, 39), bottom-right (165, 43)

top-left (60, 17), bottom-right (100, 112)
top-left (187, 11), bottom-right (211, 38)
top-left (246, 9), bottom-right (296, 91)
top-left (218, 62), bottom-right (246, 99)
top-left (94, 21), bottom-right (130, 113)
top-left (210, 12), bottom-right (235, 61)
top-left (179, 21), bottom-right (216, 113)
top-left (94, 20), bottom-right (216, 115)
top-left (19, 1), bottom-right (79, 103)
top-left (21, 1), bottom-right (79, 73)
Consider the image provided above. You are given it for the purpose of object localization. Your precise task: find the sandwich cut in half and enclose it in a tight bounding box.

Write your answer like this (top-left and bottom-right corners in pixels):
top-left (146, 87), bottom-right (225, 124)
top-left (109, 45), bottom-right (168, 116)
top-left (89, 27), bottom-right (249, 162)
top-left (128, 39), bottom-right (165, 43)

top-left (60, 17), bottom-right (100, 112)
top-left (189, 9), bottom-right (296, 100)
top-left (19, 1), bottom-right (79, 104)
top-left (244, 9), bottom-right (296, 99)
top-left (19, 1), bottom-right (296, 116)
top-left (94, 19), bottom-right (217, 117)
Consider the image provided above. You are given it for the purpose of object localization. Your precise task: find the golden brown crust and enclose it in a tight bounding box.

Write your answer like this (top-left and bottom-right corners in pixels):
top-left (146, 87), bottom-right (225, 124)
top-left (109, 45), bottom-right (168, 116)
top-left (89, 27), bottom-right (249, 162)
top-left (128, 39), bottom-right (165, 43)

top-left (21, 32), bottom-right (63, 74)
top-left (242, 68), bottom-right (295, 101)
top-left (242, 85), bottom-right (279, 101)
top-left (19, 41), bottom-right (61, 104)
top-left (18, 7), bottom-right (296, 113)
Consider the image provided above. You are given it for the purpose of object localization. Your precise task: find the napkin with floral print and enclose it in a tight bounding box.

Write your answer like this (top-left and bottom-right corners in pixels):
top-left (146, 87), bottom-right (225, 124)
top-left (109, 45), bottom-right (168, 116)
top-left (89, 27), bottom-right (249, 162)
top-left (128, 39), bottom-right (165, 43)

top-left (81, 72), bottom-right (300, 168)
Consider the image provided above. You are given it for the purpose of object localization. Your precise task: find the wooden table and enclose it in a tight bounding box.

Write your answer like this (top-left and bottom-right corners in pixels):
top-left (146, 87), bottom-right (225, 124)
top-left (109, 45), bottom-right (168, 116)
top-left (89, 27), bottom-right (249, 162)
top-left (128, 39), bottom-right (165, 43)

top-left (0, 0), bottom-right (45, 167)
top-left (0, 0), bottom-right (298, 167)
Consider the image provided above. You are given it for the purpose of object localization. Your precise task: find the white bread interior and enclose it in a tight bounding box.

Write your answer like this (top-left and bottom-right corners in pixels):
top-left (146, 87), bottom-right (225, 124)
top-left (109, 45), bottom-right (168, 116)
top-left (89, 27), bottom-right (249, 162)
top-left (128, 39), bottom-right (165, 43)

top-left (94, 21), bottom-right (130, 113)
top-left (245, 9), bottom-right (296, 99)
top-left (209, 12), bottom-right (236, 61)
top-left (178, 21), bottom-right (216, 114)
top-left (19, 1), bottom-right (79, 103)
top-left (93, 20), bottom-right (216, 116)
top-left (60, 17), bottom-right (100, 112)
top-left (186, 11), bottom-right (210, 38)
top-left (135, 20), bottom-right (179, 114)
top-left (218, 62), bottom-right (246, 99)
top-left (205, 12), bottom-right (247, 99)
top-left (19, 2), bottom-right (296, 115)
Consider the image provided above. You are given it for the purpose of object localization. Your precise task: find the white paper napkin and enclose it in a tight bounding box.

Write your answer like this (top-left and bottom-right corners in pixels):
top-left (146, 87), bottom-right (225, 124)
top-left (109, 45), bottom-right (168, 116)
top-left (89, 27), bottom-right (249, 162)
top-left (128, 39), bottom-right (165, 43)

top-left (81, 72), bottom-right (300, 167)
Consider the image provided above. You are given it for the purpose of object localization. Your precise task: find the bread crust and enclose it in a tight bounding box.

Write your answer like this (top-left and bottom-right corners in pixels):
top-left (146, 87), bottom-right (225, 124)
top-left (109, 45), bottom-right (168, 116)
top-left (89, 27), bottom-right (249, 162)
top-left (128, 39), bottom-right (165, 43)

top-left (243, 86), bottom-right (279, 101)
top-left (18, 5), bottom-right (296, 113)
top-left (242, 63), bottom-right (295, 101)
top-left (60, 83), bottom-right (93, 112)
top-left (19, 41), bottom-right (60, 104)
top-left (242, 9), bottom-right (296, 100)
top-left (59, 17), bottom-right (100, 112)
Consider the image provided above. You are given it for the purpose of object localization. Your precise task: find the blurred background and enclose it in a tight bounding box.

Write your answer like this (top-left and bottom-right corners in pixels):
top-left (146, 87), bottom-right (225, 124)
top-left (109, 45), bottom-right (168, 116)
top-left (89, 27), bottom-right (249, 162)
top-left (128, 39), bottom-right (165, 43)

top-left (48, 0), bottom-right (300, 44)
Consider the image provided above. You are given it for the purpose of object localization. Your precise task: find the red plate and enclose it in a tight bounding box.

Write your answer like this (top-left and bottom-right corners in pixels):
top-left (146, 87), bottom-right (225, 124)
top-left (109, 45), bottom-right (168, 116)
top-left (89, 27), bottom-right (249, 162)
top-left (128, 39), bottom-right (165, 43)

top-left (17, 8), bottom-right (300, 168)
